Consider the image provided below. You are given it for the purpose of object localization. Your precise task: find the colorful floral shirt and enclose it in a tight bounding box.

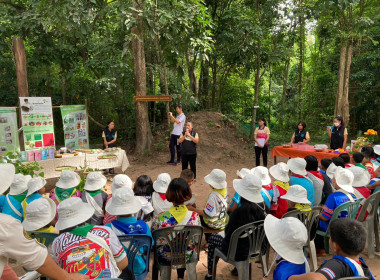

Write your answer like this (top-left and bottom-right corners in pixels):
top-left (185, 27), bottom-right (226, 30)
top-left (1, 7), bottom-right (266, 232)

top-left (151, 210), bottom-right (200, 265)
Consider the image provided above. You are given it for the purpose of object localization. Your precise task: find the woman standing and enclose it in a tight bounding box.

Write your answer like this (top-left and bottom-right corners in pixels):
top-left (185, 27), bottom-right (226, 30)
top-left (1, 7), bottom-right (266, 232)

top-left (254, 118), bottom-right (270, 167)
top-left (327, 116), bottom-right (347, 150)
top-left (102, 121), bottom-right (117, 174)
top-left (290, 121), bottom-right (310, 145)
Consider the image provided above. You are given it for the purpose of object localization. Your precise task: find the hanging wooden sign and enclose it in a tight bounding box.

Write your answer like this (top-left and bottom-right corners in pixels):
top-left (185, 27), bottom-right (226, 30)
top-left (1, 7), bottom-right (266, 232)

top-left (133, 95), bottom-right (172, 102)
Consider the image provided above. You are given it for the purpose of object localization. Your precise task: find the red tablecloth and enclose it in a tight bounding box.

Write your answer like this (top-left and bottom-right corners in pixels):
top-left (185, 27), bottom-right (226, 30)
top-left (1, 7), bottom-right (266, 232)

top-left (272, 146), bottom-right (341, 162)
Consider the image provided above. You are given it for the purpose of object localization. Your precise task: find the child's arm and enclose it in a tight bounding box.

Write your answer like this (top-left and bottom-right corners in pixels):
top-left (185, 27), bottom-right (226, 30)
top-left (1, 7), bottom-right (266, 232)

top-left (319, 212), bottom-right (329, 221)
top-left (289, 273), bottom-right (327, 280)
top-left (228, 202), bottom-right (238, 214)
top-left (186, 205), bottom-right (206, 217)
top-left (367, 180), bottom-right (380, 189)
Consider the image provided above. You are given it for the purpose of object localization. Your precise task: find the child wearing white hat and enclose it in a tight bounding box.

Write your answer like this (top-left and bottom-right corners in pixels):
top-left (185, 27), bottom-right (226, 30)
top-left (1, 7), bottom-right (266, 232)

top-left (281, 185), bottom-right (312, 213)
top-left (348, 166), bottom-right (371, 198)
top-left (52, 197), bottom-right (128, 278)
top-left (316, 167), bottom-right (357, 254)
top-left (49, 170), bottom-right (82, 225)
top-left (105, 187), bottom-right (152, 278)
top-left (264, 215), bottom-right (309, 279)
top-left (228, 168), bottom-right (253, 213)
top-left (151, 173), bottom-right (173, 217)
top-left (289, 219), bottom-right (375, 280)
top-left (22, 177), bottom-right (47, 217)
top-left (103, 174), bottom-right (133, 225)
top-left (368, 167), bottom-right (380, 193)
top-left (204, 174), bottom-right (267, 280)
top-left (270, 162), bottom-right (291, 218)
top-left (81, 172), bottom-right (108, 225)
top-left (288, 158), bottom-right (316, 206)
top-left (22, 197), bottom-right (58, 233)
top-left (133, 175), bottom-right (155, 227)
top-left (0, 173), bottom-right (31, 221)
top-left (187, 169), bottom-right (228, 231)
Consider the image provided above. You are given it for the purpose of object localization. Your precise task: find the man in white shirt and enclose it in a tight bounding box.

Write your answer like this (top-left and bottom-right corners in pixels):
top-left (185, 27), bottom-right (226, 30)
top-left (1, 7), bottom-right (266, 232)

top-left (167, 104), bottom-right (186, 165)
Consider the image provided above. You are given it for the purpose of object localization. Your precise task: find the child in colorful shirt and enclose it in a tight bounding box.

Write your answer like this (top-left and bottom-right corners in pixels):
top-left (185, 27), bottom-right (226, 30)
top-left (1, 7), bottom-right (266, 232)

top-left (289, 219), bottom-right (374, 280)
top-left (368, 167), bottom-right (380, 193)
top-left (270, 162), bottom-right (291, 218)
top-left (187, 169), bottom-right (228, 231)
top-left (151, 173), bottom-right (173, 218)
top-left (152, 178), bottom-right (200, 280)
top-left (50, 170), bottom-right (81, 225)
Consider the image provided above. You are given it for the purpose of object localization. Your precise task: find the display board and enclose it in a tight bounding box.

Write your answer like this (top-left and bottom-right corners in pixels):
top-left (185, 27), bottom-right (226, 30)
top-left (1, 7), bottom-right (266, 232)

top-left (19, 97), bottom-right (55, 150)
top-left (0, 108), bottom-right (20, 155)
top-left (60, 105), bottom-right (89, 150)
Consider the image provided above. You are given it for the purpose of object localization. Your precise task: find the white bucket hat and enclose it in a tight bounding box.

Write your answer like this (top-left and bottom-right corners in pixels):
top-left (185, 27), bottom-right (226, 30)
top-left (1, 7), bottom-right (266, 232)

top-left (153, 173), bottom-right (171, 193)
top-left (9, 174), bottom-right (32, 195)
top-left (22, 197), bottom-right (56, 231)
top-left (334, 167), bottom-right (355, 193)
top-left (106, 188), bottom-right (142, 216)
top-left (205, 169), bottom-right (227, 189)
top-left (287, 158), bottom-right (307, 176)
top-left (236, 168), bottom-right (253, 179)
top-left (326, 163), bottom-right (337, 179)
top-left (56, 170), bottom-right (81, 189)
top-left (0, 163), bottom-right (15, 195)
top-left (252, 166), bottom-right (271, 186)
top-left (264, 215), bottom-right (308, 264)
top-left (84, 172), bottom-right (107, 191)
top-left (347, 166), bottom-right (370, 187)
top-left (233, 174), bottom-right (263, 203)
top-left (111, 174), bottom-right (133, 193)
top-left (374, 145), bottom-right (380, 156)
top-left (269, 163), bottom-right (290, 182)
top-left (56, 197), bottom-right (95, 230)
top-left (26, 177), bottom-right (47, 197)
top-left (281, 185), bottom-right (311, 205)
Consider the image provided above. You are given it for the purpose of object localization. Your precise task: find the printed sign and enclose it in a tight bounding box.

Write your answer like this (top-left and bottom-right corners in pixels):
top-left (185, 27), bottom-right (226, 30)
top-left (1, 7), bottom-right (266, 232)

top-left (60, 105), bottom-right (89, 150)
top-left (19, 97), bottom-right (55, 150)
top-left (0, 108), bottom-right (20, 155)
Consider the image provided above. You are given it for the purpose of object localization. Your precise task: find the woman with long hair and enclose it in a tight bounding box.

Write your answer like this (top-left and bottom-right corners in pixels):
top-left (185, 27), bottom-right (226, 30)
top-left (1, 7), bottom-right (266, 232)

top-left (102, 121), bottom-right (117, 174)
top-left (254, 118), bottom-right (270, 167)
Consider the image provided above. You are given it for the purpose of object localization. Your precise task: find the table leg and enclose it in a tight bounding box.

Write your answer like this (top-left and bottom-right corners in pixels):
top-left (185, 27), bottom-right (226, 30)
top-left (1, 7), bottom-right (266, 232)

top-left (274, 156), bottom-right (277, 165)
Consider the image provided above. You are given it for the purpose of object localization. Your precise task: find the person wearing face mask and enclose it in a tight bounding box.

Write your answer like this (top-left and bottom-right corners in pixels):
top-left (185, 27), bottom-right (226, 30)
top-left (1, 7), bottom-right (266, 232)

top-left (327, 116), bottom-right (348, 150)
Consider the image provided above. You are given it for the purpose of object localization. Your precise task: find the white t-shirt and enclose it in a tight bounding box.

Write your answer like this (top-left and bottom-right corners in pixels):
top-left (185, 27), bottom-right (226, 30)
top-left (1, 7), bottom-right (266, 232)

top-left (204, 192), bottom-right (226, 218)
top-left (52, 225), bottom-right (126, 278)
top-left (171, 113), bottom-right (186, 136)
top-left (0, 213), bottom-right (47, 276)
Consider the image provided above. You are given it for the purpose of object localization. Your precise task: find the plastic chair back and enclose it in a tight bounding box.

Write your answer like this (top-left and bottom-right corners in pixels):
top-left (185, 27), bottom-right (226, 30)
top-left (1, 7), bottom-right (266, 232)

top-left (225, 220), bottom-right (265, 262)
top-left (357, 192), bottom-right (380, 222)
top-left (283, 206), bottom-right (322, 240)
top-left (117, 234), bottom-right (152, 279)
top-left (152, 225), bottom-right (203, 268)
top-left (330, 198), bottom-right (364, 221)
top-left (27, 232), bottom-right (58, 246)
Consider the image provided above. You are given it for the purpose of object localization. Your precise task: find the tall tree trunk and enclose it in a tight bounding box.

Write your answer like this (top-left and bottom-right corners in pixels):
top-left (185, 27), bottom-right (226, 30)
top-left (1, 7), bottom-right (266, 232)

top-left (200, 58), bottom-right (209, 108)
top-left (186, 52), bottom-right (198, 97)
top-left (298, 10), bottom-right (304, 120)
top-left (62, 75), bottom-right (66, 105)
top-left (335, 42), bottom-right (347, 118)
top-left (132, 0), bottom-right (153, 154)
top-left (280, 59), bottom-right (290, 126)
top-left (211, 58), bottom-right (217, 108)
top-left (342, 41), bottom-right (353, 124)
top-left (12, 37), bottom-right (28, 151)
top-left (250, 42), bottom-right (261, 140)
top-left (268, 66), bottom-right (272, 125)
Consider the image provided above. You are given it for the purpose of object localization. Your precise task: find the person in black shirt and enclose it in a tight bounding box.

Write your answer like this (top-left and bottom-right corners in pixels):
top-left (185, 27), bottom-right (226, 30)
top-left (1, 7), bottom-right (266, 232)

top-left (327, 116), bottom-right (348, 150)
top-left (178, 122), bottom-right (199, 179)
top-left (204, 174), bottom-right (267, 280)
top-left (289, 218), bottom-right (374, 280)
top-left (102, 121), bottom-right (117, 174)
top-left (290, 121), bottom-right (310, 145)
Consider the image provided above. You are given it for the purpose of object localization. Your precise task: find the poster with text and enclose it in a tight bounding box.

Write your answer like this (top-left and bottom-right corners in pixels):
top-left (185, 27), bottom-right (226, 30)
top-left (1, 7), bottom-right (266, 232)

top-left (0, 108), bottom-right (20, 155)
top-left (19, 97), bottom-right (55, 150)
top-left (60, 105), bottom-right (89, 150)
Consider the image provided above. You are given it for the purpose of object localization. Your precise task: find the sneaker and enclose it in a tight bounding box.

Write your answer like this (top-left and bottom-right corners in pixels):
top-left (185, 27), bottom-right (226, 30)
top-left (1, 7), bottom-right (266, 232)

top-left (231, 267), bottom-right (238, 276)
top-left (176, 161), bottom-right (181, 165)
top-left (166, 161), bottom-right (175, 165)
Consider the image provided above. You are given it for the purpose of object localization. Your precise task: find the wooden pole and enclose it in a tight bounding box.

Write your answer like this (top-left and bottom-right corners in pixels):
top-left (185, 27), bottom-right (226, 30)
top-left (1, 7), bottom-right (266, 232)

top-left (12, 37), bottom-right (29, 151)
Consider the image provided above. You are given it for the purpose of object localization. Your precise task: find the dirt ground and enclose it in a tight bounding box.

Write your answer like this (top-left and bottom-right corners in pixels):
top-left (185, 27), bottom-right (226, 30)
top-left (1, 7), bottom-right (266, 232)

top-left (12, 111), bottom-right (380, 279)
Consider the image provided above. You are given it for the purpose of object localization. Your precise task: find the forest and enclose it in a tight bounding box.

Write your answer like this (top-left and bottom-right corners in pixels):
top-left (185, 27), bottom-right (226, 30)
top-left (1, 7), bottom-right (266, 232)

top-left (0, 0), bottom-right (379, 153)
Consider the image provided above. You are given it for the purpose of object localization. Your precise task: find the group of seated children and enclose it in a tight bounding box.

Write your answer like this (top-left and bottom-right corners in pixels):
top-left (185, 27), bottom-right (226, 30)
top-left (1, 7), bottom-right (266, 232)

top-left (0, 145), bottom-right (378, 280)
